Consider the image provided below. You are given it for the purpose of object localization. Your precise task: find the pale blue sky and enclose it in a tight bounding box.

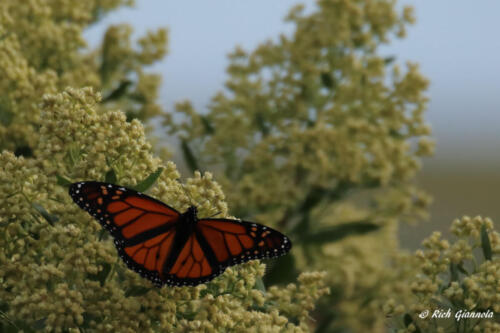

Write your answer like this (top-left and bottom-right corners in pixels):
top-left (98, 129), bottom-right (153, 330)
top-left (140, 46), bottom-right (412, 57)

top-left (85, 1), bottom-right (500, 167)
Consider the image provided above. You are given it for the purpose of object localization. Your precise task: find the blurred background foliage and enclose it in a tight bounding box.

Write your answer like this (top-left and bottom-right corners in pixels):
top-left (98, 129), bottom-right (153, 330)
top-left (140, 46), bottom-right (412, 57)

top-left (1, 0), bottom-right (499, 332)
top-left (165, 1), bottom-right (433, 331)
top-left (1, 0), bottom-right (329, 331)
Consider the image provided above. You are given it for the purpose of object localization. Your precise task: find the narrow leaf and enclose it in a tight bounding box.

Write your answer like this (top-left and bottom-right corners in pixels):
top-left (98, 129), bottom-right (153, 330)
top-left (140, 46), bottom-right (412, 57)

top-left (449, 263), bottom-right (459, 282)
top-left (100, 34), bottom-right (111, 84)
top-left (481, 224), bottom-right (492, 261)
top-left (384, 56), bottom-right (396, 65)
top-left (200, 115), bottom-right (215, 134)
top-left (263, 253), bottom-right (298, 286)
top-left (403, 313), bottom-right (421, 333)
top-left (125, 285), bottom-right (150, 297)
top-left (389, 129), bottom-right (404, 139)
top-left (0, 106), bottom-right (13, 126)
top-left (403, 313), bottom-right (412, 327)
top-left (299, 187), bottom-right (328, 212)
top-left (32, 203), bottom-right (59, 226)
top-left (14, 145), bottom-right (33, 158)
top-left (4, 321), bottom-right (35, 333)
top-left (457, 263), bottom-right (468, 275)
top-left (128, 92), bottom-right (147, 103)
top-left (290, 213), bottom-right (311, 237)
top-left (98, 229), bottom-right (108, 241)
top-left (56, 174), bottom-right (72, 187)
top-left (105, 168), bottom-right (117, 184)
top-left (255, 112), bottom-right (270, 136)
top-left (314, 309), bottom-right (338, 333)
top-left (88, 262), bottom-right (112, 287)
top-left (82, 312), bottom-right (99, 329)
top-left (0, 32), bottom-right (12, 42)
top-left (102, 80), bottom-right (132, 102)
top-left (133, 168), bottom-right (164, 192)
top-left (320, 72), bottom-right (334, 88)
top-left (181, 140), bottom-right (199, 173)
top-left (32, 318), bottom-right (46, 330)
top-left (300, 221), bottom-right (379, 244)
top-left (255, 277), bottom-right (266, 294)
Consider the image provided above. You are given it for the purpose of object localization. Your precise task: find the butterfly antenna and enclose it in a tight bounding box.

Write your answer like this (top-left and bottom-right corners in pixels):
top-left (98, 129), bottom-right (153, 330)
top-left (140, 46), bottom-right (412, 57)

top-left (206, 211), bottom-right (221, 218)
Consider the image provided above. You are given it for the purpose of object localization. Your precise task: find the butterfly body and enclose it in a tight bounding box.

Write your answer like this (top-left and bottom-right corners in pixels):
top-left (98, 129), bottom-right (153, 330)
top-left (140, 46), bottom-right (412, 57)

top-left (69, 182), bottom-right (291, 287)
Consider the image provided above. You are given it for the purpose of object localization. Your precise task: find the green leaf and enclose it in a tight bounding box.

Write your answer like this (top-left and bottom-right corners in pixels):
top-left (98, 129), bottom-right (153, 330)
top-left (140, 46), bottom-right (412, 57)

top-left (32, 203), bottom-right (59, 226)
top-left (263, 253), bottom-right (298, 286)
top-left (0, 105), bottom-right (13, 126)
top-left (403, 313), bottom-right (412, 327)
top-left (299, 221), bottom-right (379, 245)
top-left (384, 56), bottom-right (396, 65)
top-left (55, 174), bottom-right (72, 187)
top-left (255, 112), bottom-right (270, 136)
top-left (125, 285), bottom-right (151, 297)
top-left (100, 34), bottom-right (112, 84)
top-left (14, 145), bottom-right (33, 158)
top-left (299, 186), bottom-right (328, 212)
top-left (102, 80), bottom-right (132, 102)
top-left (181, 140), bottom-right (199, 173)
top-left (128, 92), bottom-right (147, 103)
top-left (314, 307), bottom-right (338, 333)
top-left (3, 321), bottom-right (35, 333)
top-left (0, 32), bottom-right (12, 42)
top-left (290, 213), bottom-right (311, 237)
top-left (98, 229), bottom-right (108, 241)
top-left (200, 115), bottom-right (215, 134)
top-left (449, 263), bottom-right (459, 283)
top-left (105, 168), bottom-right (117, 184)
top-left (320, 72), bottom-right (335, 88)
top-left (87, 262), bottom-right (112, 287)
top-left (32, 318), bottom-right (46, 330)
top-left (389, 129), bottom-right (404, 139)
top-left (457, 263), bottom-right (468, 275)
top-left (255, 277), bottom-right (266, 293)
top-left (403, 314), bottom-right (421, 333)
top-left (132, 168), bottom-right (164, 192)
top-left (481, 224), bottom-right (492, 261)
top-left (82, 312), bottom-right (99, 329)
top-left (430, 298), bottom-right (453, 309)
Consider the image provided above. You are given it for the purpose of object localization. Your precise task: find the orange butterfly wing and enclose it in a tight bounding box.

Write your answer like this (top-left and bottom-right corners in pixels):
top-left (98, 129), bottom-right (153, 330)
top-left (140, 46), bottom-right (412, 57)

top-left (196, 218), bottom-right (292, 272)
top-left (160, 233), bottom-right (217, 286)
top-left (157, 218), bottom-right (292, 286)
top-left (70, 182), bottom-right (293, 287)
top-left (69, 181), bottom-right (180, 286)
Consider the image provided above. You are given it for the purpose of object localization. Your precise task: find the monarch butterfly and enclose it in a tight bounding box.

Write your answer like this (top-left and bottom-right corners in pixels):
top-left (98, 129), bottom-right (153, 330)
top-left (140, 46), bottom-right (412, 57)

top-left (69, 181), bottom-right (291, 287)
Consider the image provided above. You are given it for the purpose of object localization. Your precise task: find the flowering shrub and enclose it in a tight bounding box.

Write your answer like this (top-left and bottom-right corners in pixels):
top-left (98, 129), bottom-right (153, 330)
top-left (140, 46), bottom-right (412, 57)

top-left (0, 1), bottom-right (328, 332)
top-left (3, 0), bottom-right (496, 332)
top-left (0, 0), bottom-right (165, 155)
top-left (385, 216), bottom-right (500, 333)
top-left (0, 87), bottom-right (328, 332)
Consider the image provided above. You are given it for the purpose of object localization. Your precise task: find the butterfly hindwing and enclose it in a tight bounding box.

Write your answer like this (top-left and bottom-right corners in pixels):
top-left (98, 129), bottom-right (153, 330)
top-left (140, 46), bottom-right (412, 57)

top-left (157, 219), bottom-right (292, 286)
top-left (160, 233), bottom-right (219, 286)
top-left (69, 181), bottom-right (181, 286)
